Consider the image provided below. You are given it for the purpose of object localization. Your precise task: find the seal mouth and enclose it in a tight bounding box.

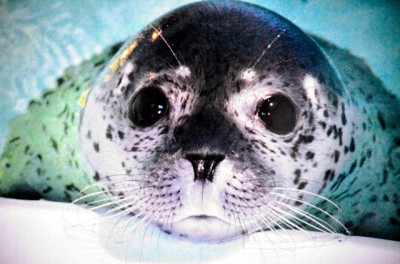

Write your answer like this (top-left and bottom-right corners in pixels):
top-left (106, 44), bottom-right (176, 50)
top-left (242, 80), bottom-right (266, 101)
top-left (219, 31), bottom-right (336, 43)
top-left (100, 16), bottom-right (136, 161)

top-left (190, 214), bottom-right (220, 220)
top-left (161, 215), bottom-right (242, 242)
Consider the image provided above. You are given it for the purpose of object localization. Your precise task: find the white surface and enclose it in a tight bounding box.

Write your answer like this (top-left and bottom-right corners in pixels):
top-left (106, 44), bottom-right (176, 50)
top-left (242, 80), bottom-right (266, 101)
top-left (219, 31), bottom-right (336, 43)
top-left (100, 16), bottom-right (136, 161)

top-left (0, 197), bottom-right (399, 264)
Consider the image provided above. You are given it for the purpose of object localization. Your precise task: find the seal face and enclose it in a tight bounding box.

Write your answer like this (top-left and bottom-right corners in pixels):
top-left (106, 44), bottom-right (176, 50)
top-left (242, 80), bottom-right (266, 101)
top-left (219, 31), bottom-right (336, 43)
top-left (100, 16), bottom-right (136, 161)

top-left (75, 2), bottom-right (399, 242)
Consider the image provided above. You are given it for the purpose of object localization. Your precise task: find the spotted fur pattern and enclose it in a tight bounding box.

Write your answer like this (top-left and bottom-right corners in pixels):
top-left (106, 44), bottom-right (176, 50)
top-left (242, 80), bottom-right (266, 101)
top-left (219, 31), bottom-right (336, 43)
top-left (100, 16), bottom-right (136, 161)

top-left (0, 43), bottom-right (122, 201)
top-left (0, 1), bottom-right (399, 242)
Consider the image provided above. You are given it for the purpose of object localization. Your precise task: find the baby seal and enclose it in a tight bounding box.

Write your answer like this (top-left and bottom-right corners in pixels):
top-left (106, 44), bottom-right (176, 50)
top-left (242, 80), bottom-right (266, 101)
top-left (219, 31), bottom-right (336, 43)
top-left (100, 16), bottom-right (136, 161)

top-left (1, 1), bottom-right (399, 242)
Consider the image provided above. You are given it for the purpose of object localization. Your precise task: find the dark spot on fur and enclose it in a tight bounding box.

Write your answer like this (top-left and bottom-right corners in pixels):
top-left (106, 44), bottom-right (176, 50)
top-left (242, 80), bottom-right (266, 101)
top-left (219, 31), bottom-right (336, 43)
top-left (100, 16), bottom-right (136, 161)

top-left (56, 77), bottom-right (65, 86)
top-left (318, 121), bottom-right (327, 129)
top-left (36, 167), bottom-right (45, 176)
top-left (43, 186), bottom-right (52, 194)
top-left (24, 145), bottom-right (30, 154)
top-left (349, 138), bottom-right (355, 152)
top-left (50, 137), bottom-right (59, 152)
top-left (305, 151), bottom-right (315, 160)
top-left (330, 173), bottom-right (346, 192)
top-left (298, 181), bottom-right (307, 190)
top-left (130, 146), bottom-right (138, 152)
top-left (359, 156), bottom-right (366, 167)
top-left (336, 128), bottom-right (343, 145)
top-left (383, 194), bottom-right (389, 202)
top-left (380, 169), bottom-right (388, 186)
top-left (65, 183), bottom-right (80, 192)
top-left (294, 195), bottom-right (304, 206)
top-left (348, 160), bottom-right (357, 175)
top-left (93, 142), bottom-right (100, 152)
top-left (86, 130), bottom-right (92, 139)
top-left (293, 169), bottom-right (301, 185)
top-left (300, 135), bottom-right (314, 144)
top-left (324, 169), bottom-right (335, 181)
top-left (334, 150), bottom-right (340, 163)
top-left (341, 103), bottom-right (347, 125)
top-left (327, 126), bottom-right (333, 137)
top-left (106, 125), bottom-right (114, 140)
top-left (93, 172), bottom-right (100, 181)
top-left (118, 131), bottom-right (125, 139)
top-left (377, 112), bottom-right (386, 130)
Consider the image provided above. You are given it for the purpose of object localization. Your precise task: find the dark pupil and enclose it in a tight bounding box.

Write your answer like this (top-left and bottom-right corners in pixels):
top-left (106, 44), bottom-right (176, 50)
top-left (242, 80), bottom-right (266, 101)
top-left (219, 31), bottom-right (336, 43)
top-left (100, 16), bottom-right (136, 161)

top-left (258, 94), bottom-right (297, 135)
top-left (130, 87), bottom-right (168, 127)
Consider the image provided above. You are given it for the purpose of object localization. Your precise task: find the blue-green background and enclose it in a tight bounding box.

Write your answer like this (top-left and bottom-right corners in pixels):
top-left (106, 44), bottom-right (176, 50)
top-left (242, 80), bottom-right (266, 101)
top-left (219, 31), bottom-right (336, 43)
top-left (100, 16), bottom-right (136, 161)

top-left (0, 0), bottom-right (399, 150)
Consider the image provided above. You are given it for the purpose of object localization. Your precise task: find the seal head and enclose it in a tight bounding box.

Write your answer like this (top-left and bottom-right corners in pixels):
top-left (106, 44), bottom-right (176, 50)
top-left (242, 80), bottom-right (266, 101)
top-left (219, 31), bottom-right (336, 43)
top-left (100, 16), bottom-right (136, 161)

top-left (80, 2), bottom-right (397, 242)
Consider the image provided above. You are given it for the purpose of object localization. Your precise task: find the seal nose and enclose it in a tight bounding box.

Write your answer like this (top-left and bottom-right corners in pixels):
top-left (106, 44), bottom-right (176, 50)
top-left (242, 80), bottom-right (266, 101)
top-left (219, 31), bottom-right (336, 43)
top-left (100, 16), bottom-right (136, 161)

top-left (186, 154), bottom-right (225, 183)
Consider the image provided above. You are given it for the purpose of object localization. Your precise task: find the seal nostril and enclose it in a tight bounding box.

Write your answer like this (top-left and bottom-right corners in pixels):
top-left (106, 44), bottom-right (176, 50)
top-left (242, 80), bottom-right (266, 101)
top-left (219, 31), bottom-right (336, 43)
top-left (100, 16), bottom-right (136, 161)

top-left (186, 154), bottom-right (225, 183)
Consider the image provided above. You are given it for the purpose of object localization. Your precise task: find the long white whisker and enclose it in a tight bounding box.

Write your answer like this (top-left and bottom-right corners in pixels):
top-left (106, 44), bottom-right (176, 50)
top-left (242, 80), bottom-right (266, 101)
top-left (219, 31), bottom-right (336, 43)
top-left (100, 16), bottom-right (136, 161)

top-left (272, 205), bottom-right (334, 234)
top-left (271, 191), bottom-right (348, 233)
top-left (276, 201), bottom-right (336, 233)
top-left (274, 187), bottom-right (344, 216)
top-left (248, 29), bottom-right (286, 71)
top-left (150, 24), bottom-right (182, 67)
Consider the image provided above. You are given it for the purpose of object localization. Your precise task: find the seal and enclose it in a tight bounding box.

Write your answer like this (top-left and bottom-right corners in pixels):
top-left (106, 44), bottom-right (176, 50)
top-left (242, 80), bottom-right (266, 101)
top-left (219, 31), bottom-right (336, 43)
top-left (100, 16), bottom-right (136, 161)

top-left (1, 1), bottom-right (399, 242)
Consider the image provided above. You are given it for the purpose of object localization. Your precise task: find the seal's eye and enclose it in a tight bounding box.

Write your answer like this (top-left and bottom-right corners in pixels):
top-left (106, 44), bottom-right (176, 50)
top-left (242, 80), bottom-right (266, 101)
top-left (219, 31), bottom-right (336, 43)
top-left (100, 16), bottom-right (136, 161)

top-left (129, 87), bottom-right (169, 127)
top-left (257, 94), bottom-right (297, 135)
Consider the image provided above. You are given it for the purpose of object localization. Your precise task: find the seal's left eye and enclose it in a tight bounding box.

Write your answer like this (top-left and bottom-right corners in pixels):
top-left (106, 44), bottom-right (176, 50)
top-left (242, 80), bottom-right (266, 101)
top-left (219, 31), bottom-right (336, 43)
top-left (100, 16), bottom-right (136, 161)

top-left (257, 94), bottom-right (297, 135)
top-left (129, 87), bottom-right (169, 127)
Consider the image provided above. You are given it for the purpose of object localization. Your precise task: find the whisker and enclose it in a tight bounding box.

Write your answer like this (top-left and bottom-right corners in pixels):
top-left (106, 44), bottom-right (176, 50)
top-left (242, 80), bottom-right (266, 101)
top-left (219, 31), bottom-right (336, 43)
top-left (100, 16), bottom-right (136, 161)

top-left (231, 196), bottom-right (259, 232)
top-left (150, 24), bottom-right (182, 67)
top-left (268, 207), bottom-right (308, 234)
top-left (247, 29), bottom-right (286, 71)
top-left (106, 211), bottom-right (145, 245)
top-left (275, 201), bottom-right (336, 233)
top-left (271, 205), bottom-right (333, 234)
top-left (273, 187), bottom-right (344, 215)
top-left (97, 193), bottom-right (158, 222)
top-left (270, 191), bottom-right (348, 233)
top-left (138, 196), bottom-right (176, 251)
top-left (72, 190), bottom-right (111, 205)
top-left (236, 194), bottom-right (300, 247)
top-left (88, 194), bottom-right (142, 214)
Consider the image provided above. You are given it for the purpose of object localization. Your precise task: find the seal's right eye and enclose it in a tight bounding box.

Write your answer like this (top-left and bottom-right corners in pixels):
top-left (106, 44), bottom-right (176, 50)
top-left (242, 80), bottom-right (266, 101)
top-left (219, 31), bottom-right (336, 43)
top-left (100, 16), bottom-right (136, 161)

top-left (129, 87), bottom-right (169, 127)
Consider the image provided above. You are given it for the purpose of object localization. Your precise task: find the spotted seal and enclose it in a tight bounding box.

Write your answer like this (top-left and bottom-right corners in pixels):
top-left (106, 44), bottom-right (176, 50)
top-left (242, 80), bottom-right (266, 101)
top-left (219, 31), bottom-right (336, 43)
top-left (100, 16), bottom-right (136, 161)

top-left (0, 1), bottom-right (399, 242)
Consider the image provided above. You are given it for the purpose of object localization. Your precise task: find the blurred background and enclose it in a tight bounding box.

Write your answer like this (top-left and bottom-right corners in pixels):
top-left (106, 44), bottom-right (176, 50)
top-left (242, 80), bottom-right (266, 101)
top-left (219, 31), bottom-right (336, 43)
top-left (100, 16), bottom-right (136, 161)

top-left (0, 0), bottom-right (399, 150)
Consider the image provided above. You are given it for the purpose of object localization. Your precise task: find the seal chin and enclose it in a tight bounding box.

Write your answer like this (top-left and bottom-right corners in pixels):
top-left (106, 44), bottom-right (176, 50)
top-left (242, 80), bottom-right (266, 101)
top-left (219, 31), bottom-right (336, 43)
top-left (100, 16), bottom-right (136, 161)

top-left (161, 215), bottom-right (242, 243)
